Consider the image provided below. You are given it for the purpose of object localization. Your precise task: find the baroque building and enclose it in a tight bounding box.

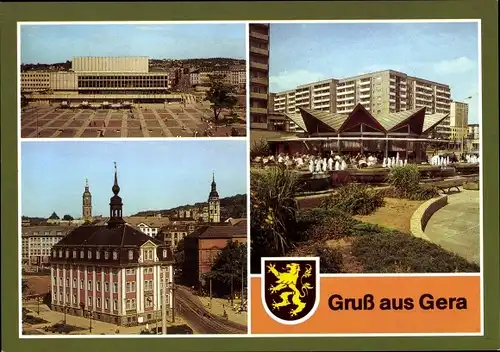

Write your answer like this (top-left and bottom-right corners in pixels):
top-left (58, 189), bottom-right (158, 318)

top-left (49, 164), bottom-right (174, 326)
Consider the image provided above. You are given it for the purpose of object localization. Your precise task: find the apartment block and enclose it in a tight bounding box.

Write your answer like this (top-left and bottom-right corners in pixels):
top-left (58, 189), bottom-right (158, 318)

top-left (273, 69), bottom-right (452, 134)
top-left (449, 101), bottom-right (469, 128)
top-left (249, 23), bottom-right (270, 129)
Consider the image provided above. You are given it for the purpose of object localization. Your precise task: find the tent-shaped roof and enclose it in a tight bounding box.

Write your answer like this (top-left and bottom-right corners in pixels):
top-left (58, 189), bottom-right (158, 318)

top-left (298, 107), bottom-right (347, 132)
top-left (375, 108), bottom-right (424, 131)
top-left (422, 113), bottom-right (449, 133)
top-left (288, 105), bottom-right (447, 136)
top-left (283, 113), bottom-right (307, 132)
top-left (48, 212), bottom-right (60, 220)
top-left (338, 104), bottom-right (386, 132)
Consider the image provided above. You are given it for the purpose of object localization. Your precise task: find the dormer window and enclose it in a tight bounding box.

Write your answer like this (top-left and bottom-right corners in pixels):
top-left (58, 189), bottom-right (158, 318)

top-left (59, 250), bottom-right (63, 258)
top-left (128, 250), bottom-right (133, 260)
top-left (104, 251), bottom-right (109, 260)
top-left (73, 250), bottom-right (77, 258)
top-left (80, 250), bottom-right (84, 259)
top-left (96, 251), bottom-right (100, 260)
top-left (113, 251), bottom-right (118, 260)
top-left (53, 250), bottom-right (56, 257)
top-left (163, 249), bottom-right (167, 258)
top-left (65, 250), bottom-right (69, 258)
top-left (88, 250), bottom-right (92, 259)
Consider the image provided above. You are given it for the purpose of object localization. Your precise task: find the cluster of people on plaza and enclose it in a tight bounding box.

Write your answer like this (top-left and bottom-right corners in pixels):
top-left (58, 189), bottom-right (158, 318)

top-left (253, 151), bottom-right (391, 173)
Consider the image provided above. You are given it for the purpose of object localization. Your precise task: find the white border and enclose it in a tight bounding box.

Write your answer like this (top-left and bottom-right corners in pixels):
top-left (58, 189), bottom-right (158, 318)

top-left (17, 19), bottom-right (483, 339)
top-left (260, 257), bottom-right (320, 325)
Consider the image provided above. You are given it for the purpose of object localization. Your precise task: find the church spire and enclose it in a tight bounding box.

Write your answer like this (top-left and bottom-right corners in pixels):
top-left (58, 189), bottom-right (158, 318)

top-left (108, 162), bottom-right (124, 228)
top-left (112, 162), bottom-right (120, 195)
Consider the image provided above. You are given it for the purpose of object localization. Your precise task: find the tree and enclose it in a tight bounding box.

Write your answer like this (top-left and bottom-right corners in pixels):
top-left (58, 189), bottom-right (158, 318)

top-left (204, 74), bottom-right (238, 122)
top-left (62, 214), bottom-right (74, 221)
top-left (202, 241), bottom-right (247, 298)
top-left (174, 238), bottom-right (185, 282)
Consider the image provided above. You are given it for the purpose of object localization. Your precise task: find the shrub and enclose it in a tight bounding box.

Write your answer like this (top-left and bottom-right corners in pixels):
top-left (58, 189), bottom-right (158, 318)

top-left (347, 222), bottom-right (395, 237)
top-left (297, 208), bottom-right (357, 242)
top-left (250, 139), bottom-right (270, 159)
top-left (250, 167), bottom-right (299, 273)
top-left (388, 165), bottom-right (420, 198)
top-left (410, 184), bottom-right (439, 200)
top-left (321, 183), bottom-right (384, 215)
top-left (316, 247), bottom-right (344, 273)
top-left (287, 243), bottom-right (344, 273)
top-left (387, 166), bottom-right (439, 200)
top-left (350, 230), bottom-right (480, 273)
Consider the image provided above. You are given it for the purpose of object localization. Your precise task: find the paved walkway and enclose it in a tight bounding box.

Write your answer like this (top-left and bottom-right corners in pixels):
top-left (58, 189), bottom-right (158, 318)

top-left (23, 303), bottom-right (185, 335)
top-left (424, 189), bottom-right (480, 264)
top-left (197, 296), bottom-right (248, 326)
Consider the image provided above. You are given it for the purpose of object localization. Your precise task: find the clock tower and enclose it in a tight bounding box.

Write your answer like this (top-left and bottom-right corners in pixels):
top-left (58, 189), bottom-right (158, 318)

top-left (82, 178), bottom-right (92, 222)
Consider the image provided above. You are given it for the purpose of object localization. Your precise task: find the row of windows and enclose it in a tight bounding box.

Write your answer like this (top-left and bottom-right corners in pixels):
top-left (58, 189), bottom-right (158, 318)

top-left (28, 232), bottom-right (63, 237)
top-left (54, 293), bottom-right (119, 311)
top-left (77, 81), bottom-right (169, 88)
top-left (55, 277), bottom-right (118, 292)
top-left (53, 248), bottom-right (165, 261)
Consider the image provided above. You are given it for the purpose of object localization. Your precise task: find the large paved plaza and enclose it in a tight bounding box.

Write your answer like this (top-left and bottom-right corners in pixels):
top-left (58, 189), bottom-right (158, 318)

top-left (21, 103), bottom-right (246, 138)
top-left (425, 189), bottom-right (480, 264)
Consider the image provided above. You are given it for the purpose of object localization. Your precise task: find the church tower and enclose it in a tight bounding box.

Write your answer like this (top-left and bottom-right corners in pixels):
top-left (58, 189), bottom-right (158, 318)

top-left (82, 178), bottom-right (92, 222)
top-left (108, 162), bottom-right (125, 228)
top-left (208, 172), bottom-right (220, 223)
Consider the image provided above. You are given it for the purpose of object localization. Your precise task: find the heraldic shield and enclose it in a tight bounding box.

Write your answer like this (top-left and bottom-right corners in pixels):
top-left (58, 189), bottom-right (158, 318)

top-left (262, 257), bottom-right (320, 325)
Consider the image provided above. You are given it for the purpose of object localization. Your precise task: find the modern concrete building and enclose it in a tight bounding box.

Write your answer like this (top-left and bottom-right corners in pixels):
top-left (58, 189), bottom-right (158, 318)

top-left (272, 70), bottom-right (452, 135)
top-left (467, 123), bottom-right (480, 153)
top-left (450, 101), bottom-right (469, 129)
top-left (267, 103), bottom-right (449, 162)
top-left (21, 226), bottom-right (71, 265)
top-left (249, 23), bottom-right (270, 129)
top-left (21, 56), bottom-right (181, 106)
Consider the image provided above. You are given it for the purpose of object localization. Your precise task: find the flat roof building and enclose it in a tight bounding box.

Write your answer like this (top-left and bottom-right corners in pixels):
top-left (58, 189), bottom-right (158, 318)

top-left (21, 56), bottom-right (180, 106)
top-left (249, 23), bottom-right (270, 130)
top-left (270, 70), bottom-right (452, 137)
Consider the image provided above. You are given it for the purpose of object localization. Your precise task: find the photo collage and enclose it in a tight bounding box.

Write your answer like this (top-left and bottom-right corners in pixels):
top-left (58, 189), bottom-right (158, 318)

top-left (19, 20), bottom-right (483, 338)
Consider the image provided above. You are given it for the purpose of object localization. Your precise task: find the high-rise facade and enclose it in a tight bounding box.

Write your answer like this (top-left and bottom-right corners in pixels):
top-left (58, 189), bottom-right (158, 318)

top-left (449, 101), bottom-right (469, 128)
top-left (273, 70), bottom-right (452, 129)
top-left (249, 23), bottom-right (270, 129)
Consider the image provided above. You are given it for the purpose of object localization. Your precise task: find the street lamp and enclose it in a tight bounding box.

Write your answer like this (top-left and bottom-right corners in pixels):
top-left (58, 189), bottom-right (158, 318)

top-left (63, 303), bottom-right (69, 324)
top-left (37, 296), bottom-right (40, 315)
top-left (459, 96), bottom-right (472, 156)
top-left (88, 310), bottom-right (93, 334)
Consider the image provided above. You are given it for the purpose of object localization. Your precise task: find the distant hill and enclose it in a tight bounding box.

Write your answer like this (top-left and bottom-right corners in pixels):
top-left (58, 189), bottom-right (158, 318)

top-left (132, 194), bottom-right (247, 220)
top-left (21, 58), bottom-right (246, 73)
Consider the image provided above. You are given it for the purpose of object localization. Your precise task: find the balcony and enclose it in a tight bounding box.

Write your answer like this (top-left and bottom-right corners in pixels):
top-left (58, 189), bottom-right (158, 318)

top-left (359, 87), bottom-right (371, 93)
top-left (250, 47), bottom-right (269, 56)
top-left (337, 89), bottom-right (355, 96)
top-left (313, 97), bottom-right (330, 104)
top-left (337, 95), bottom-right (355, 102)
top-left (250, 76), bottom-right (268, 85)
top-left (251, 92), bottom-right (268, 100)
top-left (251, 107), bottom-right (268, 114)
top-left (250, 62), bottom-right (268, 71)
top-left (314, 92), bottom-right (330, 98)
top-left (249, 31), bottom-right (269, 41)
top-left (360, 94), bottom-right (371, 100)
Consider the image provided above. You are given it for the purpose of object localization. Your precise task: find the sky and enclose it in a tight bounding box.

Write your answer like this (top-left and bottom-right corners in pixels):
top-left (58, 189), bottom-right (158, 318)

top-left (268, 22), bottom-right (480, 123)
top-left (20, 23), bottom-right (246, 63)
top-left (21, 140), bottom-right (247, 218)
